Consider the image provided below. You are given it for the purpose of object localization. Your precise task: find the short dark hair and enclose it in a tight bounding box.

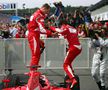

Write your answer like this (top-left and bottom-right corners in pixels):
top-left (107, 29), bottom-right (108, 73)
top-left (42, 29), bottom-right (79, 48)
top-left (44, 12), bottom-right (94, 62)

top-left (42, 3), bottom-right (50, 9)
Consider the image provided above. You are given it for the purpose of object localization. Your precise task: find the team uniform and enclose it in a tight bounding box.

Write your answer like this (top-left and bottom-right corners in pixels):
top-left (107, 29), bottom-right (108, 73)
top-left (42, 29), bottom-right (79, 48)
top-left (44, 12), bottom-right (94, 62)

top-left (50, 24), bottom-right (82, 86)
top-left (27, 9), bottom-right (51, 70)
top-left (90, 37), bottom-right (108, 90)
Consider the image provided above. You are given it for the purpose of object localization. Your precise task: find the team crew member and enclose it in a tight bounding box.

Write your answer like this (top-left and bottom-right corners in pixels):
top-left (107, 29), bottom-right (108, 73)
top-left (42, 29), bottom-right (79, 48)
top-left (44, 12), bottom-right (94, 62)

top-left (50, 20), bottom-right (82, 88)
top-left (27, 3), bottom-right (51, 70)
top-left (90, 33), bottom-right (108, 90)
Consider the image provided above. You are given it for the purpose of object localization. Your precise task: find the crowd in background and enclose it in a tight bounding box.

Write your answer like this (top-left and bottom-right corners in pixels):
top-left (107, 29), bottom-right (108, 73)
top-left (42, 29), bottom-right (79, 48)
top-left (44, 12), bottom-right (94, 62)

top-left (0, 2), bottom-right (108, 39)
top-left (0, 22), bottom-right (27, 39)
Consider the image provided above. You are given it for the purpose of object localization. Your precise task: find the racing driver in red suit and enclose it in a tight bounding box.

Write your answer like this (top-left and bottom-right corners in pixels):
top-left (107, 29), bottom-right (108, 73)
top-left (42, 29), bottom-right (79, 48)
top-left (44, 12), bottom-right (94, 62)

top-left (50, 20), bottom-right (82, 88)
top-left (27, 3), bottom-right (51, 71)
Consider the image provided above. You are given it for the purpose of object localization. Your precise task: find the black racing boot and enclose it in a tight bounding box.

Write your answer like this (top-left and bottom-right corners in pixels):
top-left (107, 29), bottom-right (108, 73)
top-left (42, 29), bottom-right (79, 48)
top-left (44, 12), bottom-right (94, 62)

top-left (101, 86), bottom-right (105, 90)
top-left (97, 81), bottom-right (102, 90)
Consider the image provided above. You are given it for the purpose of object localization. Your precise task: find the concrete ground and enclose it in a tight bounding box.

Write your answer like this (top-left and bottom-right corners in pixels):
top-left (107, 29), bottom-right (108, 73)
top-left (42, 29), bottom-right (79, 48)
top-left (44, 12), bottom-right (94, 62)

top-left (40, 69), bottom-right (108, 90)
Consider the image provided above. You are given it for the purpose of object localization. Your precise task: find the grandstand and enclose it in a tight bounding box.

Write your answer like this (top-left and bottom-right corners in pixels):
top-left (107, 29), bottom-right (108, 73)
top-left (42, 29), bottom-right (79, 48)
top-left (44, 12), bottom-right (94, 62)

top-left (89, 0), bottom-right (108, 21)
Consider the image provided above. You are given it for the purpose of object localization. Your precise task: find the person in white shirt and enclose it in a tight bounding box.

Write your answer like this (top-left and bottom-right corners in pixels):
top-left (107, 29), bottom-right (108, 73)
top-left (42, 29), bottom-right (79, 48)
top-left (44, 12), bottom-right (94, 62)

top-left (90, 33), bottom-right (108, 90)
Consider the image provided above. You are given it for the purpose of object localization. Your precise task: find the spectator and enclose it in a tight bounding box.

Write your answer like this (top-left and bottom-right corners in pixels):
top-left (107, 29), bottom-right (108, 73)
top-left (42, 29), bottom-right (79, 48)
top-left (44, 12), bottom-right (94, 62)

top-left (83, 10), bottom-right (93, 27)
top-left (15, 26), bottom-right (25, 38)
top-left (1, 24), bottom-right (11, 39)
top-left (88, 23), bottom-right (95, 38)
top-left (77, 25), bottom-right (86, 38)
top-left (53, 1), bottom-right (64, 27)
top-left (53, 1), bottom-right (64, 19)
top-left (73, 10), bottom-right (84, 28)
top-left (9, 24), bottom-right (18, 38)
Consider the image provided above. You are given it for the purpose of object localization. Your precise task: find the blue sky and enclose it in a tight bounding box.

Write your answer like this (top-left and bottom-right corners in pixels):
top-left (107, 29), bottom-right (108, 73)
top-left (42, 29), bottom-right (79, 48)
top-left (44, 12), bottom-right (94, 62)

top-left (0, 0), bottom-right (101, 9)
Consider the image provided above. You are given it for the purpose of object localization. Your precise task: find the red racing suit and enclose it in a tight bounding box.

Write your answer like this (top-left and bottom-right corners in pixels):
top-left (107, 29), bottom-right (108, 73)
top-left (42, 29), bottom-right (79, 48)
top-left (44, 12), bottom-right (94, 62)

top-left (50, 25), bottom-right (82, 80)
top-left (27, 9), bottom-right (51, 70)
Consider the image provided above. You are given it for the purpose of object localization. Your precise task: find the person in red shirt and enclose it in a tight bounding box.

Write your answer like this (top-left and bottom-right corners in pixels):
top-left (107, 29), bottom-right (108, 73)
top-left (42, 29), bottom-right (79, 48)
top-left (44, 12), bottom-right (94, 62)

top-left (50, 20), bottom-right (82, 88)
top-left (27, 3), bottom-right (51, 71)
top-left (77, 25), bottom-right (86, 38)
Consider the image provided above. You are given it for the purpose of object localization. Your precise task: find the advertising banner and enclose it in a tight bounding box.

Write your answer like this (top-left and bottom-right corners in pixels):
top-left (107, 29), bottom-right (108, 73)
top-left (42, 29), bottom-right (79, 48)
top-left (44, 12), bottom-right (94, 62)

top-left (0, 3), bottom-right (17, 10)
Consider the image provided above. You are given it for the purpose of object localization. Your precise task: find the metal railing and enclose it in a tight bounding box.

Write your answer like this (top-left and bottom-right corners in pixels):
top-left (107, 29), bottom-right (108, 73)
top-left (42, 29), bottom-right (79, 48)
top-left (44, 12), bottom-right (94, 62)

top-left (0, 38), bottom-right (91, 75)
